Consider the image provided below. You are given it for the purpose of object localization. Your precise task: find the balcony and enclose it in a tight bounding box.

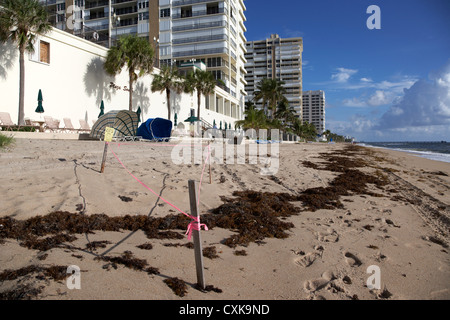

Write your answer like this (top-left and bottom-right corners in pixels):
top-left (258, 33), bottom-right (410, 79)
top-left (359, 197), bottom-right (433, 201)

top-left (172, 0), bottom-right (219, 7)
top-left (172, 20), bottom-right (227, 32)
top-left (172, 7), bottom-right (227, 19)
top-left (173, 47), bottom-right (228, 58)
top-left (172, 33), bottom-right (227, 45)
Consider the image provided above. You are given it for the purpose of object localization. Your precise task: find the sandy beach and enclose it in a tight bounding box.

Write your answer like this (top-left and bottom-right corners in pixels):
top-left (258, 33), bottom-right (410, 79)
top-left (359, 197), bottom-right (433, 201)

top-left (0, 138), bottom-right (449, 300)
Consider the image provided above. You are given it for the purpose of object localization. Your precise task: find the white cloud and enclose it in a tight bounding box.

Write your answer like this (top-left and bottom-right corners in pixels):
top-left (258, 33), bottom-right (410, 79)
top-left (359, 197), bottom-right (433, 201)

top-left (360, 77), bottom-right (373, 83)
top-left (367, 90), bottom-right (393, 106)
top-left (377, 60), bottom-right (450, 129)
top-left (331, 68), bottom-right (358, 83)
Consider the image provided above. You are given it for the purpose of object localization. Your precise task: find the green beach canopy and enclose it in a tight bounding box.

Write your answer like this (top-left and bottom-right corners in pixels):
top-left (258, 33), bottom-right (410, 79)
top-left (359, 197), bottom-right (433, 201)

top-left (90, 110), bottom-right (139, 140)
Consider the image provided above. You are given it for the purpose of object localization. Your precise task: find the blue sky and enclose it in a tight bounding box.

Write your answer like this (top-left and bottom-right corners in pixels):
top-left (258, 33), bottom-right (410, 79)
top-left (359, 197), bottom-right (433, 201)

top-left (244, 0), bottom-right (450, 141)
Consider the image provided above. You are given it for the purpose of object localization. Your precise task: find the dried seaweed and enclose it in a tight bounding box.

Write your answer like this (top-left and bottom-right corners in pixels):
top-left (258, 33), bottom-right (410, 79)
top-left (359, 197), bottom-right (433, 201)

top-left (96, 251), bottom-right (148, 271)
top-left (86, 240), bottom-right (111, 251)
top-left (20, 233), bottom-right (77, 252)
top-left (234, 250), bottom-right (247, 256)
top-left (136, 243), bottom-right (153, 250)
top-left (0, 284), bottom-right (44, 300)
top-left (194, 284), bottom-right (223, 293)
top-left (118, 195), bottom-right (133, 202)
top-left (203, 246), bottom-right (219, 259)
top-left (163, 277), bottom-right (188, 297)
top-left (0, 265), bottom-right (68, 282)
top-left (202, 191), bottom-right (299, 248)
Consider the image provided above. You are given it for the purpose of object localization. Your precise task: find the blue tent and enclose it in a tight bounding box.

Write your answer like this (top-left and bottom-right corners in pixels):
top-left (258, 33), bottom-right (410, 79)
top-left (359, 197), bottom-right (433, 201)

top-left (137, 118), bottom-right (173, 141)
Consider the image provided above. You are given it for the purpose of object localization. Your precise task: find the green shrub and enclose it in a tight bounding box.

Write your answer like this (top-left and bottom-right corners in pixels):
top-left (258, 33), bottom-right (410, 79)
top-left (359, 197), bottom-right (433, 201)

top-left (0, 132), bottom-right (15, 148)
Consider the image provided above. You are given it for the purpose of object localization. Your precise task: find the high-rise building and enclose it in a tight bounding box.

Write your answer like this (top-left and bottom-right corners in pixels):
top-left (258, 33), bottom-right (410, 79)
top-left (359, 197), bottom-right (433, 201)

top-left (39, 0), bottom-right (248, 122)
top-left (302, 90), bottom-right (326, 134)
top-left (244, 34), bottom-right (303, 118)
top-left (39, 0), bottom-right (157, 48)
top-left (158, 0), bottom-right (248, 120)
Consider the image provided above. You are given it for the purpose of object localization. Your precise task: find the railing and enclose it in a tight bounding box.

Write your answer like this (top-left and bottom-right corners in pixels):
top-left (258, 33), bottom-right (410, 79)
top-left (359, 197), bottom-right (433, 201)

top-left (172, 33), bottom-right (227, 45)
top-left (173, 47), bottom-right (227, 58)
top-left (172, 20), bottom-right (227, 32)
top-left (172, 7), bottom-right (227, 19)
top-left (172, 0), bottom-right (219, 7)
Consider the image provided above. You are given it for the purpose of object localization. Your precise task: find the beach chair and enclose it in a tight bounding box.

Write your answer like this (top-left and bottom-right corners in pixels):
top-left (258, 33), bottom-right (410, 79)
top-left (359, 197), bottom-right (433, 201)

top-left (24, 118), bottom-right (40, 132)
top-left (79, 119), bottom-right (91, 133)
top-left (44, 116), bottom-right (61, 132)
top-left (0, 112), bottom-right (21, 131)
top-left (63, 118), bottom-right (80, 133)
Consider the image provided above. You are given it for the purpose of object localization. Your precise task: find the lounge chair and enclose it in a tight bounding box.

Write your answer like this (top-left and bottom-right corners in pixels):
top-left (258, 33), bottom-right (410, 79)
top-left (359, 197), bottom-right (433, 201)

top-left (79, 119), bottom-right (91, 133)
top-left (0, 112), bottom-right (21, 131)
top-left (44, 116), bottom-right (61, 132)
top-left (63, 118), bottom-right (80, 133)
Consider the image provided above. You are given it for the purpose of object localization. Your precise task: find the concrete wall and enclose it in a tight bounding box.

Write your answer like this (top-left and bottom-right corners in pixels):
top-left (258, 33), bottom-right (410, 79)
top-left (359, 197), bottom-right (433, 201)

top-left (0, 27), bottom-right (238, 130)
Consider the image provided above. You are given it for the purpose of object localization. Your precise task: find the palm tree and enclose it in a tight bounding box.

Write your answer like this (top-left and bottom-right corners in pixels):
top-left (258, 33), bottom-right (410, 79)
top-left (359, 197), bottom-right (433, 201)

top-left (151, 65), bottom-right (184, 121)
top-left (0, 0), bottom-right (51, 125)
top-left (274, 98), bottom-right (296, 127)
top-left (235, 102), bottom-right (268, 131)
top-left (253, 78), bottom-right (286, 120)
top-left (185, 69), bottom-right (216, 120)
top-left (104, 34), bottom-right (154, 111)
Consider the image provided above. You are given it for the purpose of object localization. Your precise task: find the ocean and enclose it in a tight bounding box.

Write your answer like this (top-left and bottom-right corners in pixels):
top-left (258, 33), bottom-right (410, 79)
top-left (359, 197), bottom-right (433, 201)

top-left (358, 141), bottom-right (450, 163)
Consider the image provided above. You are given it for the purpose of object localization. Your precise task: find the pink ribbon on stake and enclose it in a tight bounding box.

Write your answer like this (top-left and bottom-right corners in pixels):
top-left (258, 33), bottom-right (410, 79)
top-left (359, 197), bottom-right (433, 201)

top-left (108, 142), bottom-right (209, 240)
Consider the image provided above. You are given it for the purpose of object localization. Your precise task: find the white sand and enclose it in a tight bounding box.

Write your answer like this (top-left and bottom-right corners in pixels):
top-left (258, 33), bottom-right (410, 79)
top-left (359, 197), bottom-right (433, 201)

top-left (0, 138), bottom-right (449, 300)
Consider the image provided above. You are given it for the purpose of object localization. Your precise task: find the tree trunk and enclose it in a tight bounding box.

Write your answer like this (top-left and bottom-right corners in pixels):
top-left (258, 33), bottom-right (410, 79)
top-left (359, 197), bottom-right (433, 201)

top-left (197, 90), bottom-right (201, 120)
top-left (18, 46), bottom-right (25, 126)
top-left (128, 70), bottom-right (133, 111)
top-left (166, 88), bottom-right (171, 121)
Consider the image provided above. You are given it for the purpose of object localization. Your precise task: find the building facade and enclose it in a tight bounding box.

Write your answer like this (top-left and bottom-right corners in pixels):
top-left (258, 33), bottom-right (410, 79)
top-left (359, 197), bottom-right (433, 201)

top-left (302, 90), bottom-right (326, 134)
top-left (244, 34), bottom-right (303, 118)
top-left (158, 0), bottom-right (248, 121)
top-left (39, 0), bottom-right (247, 122)
top-left (39, 0), bottom-right (156, 48)
top-left (0, 27), bottom-right (238, 131)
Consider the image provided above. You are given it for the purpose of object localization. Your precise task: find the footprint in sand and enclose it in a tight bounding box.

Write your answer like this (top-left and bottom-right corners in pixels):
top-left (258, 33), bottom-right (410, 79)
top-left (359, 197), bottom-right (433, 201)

top-left (316, 228), bottom-right (339, 243)
top-left (344, 252), bottom-right (362, 267)
top-left (294, 252), bottom-right (318, 268)
top-left (303, 270), bottom-right (336, 293)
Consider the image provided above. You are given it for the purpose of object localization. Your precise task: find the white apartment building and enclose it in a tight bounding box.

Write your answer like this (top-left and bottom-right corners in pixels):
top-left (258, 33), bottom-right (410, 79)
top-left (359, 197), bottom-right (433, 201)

top-left (244, 34), bottom-right (303, 118)
top-left (40, 0), bottom-right (247, 122)
top-left (39, 0), bottom-right (158, 48)
top-left (302, 90), bottom-right (326, 134)
top-left (158, 0), bottom-right (248, 121)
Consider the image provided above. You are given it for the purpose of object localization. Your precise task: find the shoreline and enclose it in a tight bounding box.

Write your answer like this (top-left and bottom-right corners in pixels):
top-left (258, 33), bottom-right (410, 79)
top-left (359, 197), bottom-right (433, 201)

top-left (0, 140), bottom-right (449, 300)
top-left (357, 142), bottom-right (450, 164)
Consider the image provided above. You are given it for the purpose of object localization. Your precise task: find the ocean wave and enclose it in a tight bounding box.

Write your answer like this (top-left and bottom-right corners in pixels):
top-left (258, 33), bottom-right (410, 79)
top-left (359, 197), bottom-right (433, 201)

top-left (357, 143), bottom-right (450, 163)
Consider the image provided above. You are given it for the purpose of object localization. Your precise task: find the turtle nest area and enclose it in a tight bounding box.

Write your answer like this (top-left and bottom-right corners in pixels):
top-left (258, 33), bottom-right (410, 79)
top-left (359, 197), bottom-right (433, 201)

top-left (0, 144), bottom-right (390, 299)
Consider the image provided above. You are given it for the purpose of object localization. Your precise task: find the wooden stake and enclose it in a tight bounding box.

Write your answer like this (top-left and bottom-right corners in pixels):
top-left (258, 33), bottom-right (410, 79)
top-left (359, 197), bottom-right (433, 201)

top-left (188, 180), bottom-right (205, 290)
top-left (100, 141), bottom-right (109, 173)
top-left (208, 142), bottom-right (212, 184)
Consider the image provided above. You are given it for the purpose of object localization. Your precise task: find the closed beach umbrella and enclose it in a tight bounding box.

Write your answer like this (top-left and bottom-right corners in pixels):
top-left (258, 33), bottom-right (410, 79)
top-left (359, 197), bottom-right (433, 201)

top-left (220, 121), bottom-right (222, 130)
top-left (35, 89), bottom-right (44, 114)
top-left (98, 100), bottom-right (104, 118)
top-left (174, 113), bottom-right (177, 126)
top-left (137, 106), bottom-right (141, 123)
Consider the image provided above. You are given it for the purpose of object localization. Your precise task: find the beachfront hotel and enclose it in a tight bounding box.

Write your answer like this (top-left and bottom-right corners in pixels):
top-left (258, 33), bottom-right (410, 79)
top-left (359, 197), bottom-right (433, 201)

top-left (302, 90), bottom-right (326, 134)
top-left (244, 34), bottom-right (303, 118)
top-left (157, 0), bottom-right (248, 122)
top-left (36, 0), bottom-right (248, 125)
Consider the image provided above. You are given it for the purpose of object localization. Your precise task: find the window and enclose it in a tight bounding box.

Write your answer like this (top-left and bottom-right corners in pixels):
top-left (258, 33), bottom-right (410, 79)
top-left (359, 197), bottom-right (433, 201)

top-left (181, 6), bottom-right (192, 18)
top-left (160, 8), bottom-right (170, 18)
top-left (207, 3), bottom-right (219, 14)
top-left (29, 39), bottom-right (50, 64)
